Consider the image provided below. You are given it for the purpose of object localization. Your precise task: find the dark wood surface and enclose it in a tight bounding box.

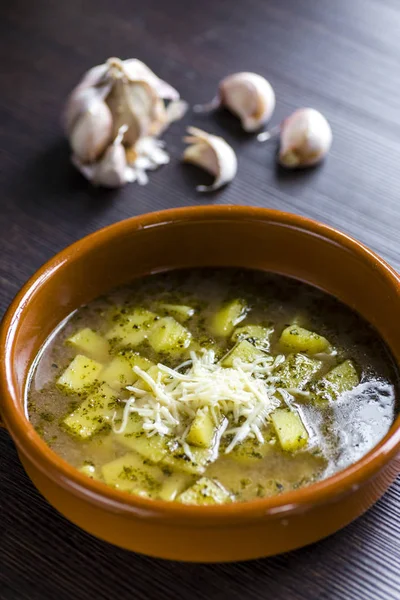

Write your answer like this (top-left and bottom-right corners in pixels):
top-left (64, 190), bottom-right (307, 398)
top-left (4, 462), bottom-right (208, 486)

top-left (1, 0), bottom-right (400, 598)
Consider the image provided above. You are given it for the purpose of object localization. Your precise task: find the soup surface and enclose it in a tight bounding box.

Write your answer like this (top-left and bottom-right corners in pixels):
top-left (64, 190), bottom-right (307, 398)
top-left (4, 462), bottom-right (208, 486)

top-left (27, 269), bottom-right (398, 505)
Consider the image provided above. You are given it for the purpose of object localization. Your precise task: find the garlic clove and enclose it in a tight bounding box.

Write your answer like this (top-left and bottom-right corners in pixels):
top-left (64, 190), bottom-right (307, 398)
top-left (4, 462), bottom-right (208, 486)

top-left (106, 58), bottom-right (185, 140)
top-left (92, 145), bottom-right (128, 187)
top-left (220, 72), bottom-right (276, 132)
top-left (72, 148), bottom-right (132, 189)
top-left (123, 58), bottom-right (180, 100)
top-left (73, 133), bottom-right (171, 188)
top-left (64, 83), bottom-right (111, 135)
top-left (73, 125), bottom-right (135, 188)
top-left (92, 126), bottom-right (133, 187)
top-left (106, 78), bottom-right (157, 145)
top-left (278, 108), bottom-right (332, 168)
top-left (182, 126), bottom-right (237, 192)
top-left (70, 97), bottom-right (113, 163)
top-left (132, 137), bottom-right (170, 170)
top-left (194, 72), bottom-right (275, 132)
top-left (107, 57), bottom-right (185, 139)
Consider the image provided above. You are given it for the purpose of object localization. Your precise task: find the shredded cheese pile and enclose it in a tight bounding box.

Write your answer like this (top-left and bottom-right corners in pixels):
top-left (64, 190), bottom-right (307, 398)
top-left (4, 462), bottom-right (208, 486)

top-left (115, 349), bottom-right (285, 453)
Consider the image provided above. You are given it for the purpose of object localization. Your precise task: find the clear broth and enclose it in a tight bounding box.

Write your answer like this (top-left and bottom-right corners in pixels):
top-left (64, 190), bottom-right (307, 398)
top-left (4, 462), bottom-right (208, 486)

top-left (27, 269), bottom-right (399, 503)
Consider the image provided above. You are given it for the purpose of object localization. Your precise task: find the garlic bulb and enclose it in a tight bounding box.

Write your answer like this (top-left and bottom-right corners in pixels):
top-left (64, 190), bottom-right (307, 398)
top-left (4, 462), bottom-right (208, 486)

top-left (64, 57), bottom-right (187, 187)
top-left (183, 127), bottom-right (237, 192)
top-left (258, 108), bottom-right (332, 168)
top-left (194, 72), bottom-right (275, 132)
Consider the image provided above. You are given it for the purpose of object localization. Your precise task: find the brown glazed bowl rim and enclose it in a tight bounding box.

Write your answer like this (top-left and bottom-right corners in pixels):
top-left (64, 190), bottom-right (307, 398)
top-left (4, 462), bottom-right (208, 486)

top-left (2, 205), bottom-right (400, 525)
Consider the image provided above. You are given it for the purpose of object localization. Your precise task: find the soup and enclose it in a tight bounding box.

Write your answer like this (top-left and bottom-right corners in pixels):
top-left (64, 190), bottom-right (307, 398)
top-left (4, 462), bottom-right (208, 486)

top-left (27, 269), bottom-right (398, 505)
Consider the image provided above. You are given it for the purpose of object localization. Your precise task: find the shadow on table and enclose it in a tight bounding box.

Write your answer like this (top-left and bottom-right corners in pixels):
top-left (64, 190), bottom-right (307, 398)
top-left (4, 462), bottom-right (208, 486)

top-left (8, 139), bottom-right (121, 220)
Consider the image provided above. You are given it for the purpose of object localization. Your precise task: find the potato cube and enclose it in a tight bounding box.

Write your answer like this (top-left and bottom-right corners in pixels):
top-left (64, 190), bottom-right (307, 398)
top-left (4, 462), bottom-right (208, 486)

top-left (101, 452), bottom-right (164, 496)
top-left (158, 473), bottom-right (192, 501)
top-left (100, 356), bottom-right (136, 391)
top-left (221, 339), bottom-right (267, 368)
top-left (279, 325), bottom-right (330, 355)
top-left (178, 477), bottom-right (231, 505)
top-left (211, 299), bottom-right (248, 337)
top-left (119, 350), bottom-right (154, 371)
top-left (105, 308), bottom-right (158, 348)
top-left (66, 328), bottom-right (110, 363)
top-left (314, 360), bottom-right (359, 401)
top-left (162, 444), bottom-right (214, 475)
top-left (276, 353), bottom-right (322, 389)
top-left (231, 433), bottom-right (274, 463)
top-left (63, 383), bottom-right (118, 438)
top-left (114, 413), bottom-right (143, 437)
top-left (186, 408), bottom-right (216, 448)
top-left (148, 316), bottom-right (191, 354)
top-left (271, 408), bottom-right (308, 452)
top-left (186, 409), bottom-right (216, 448)
top-left (101, 351), bottom-right (154, 392)
top-left (115, 431), bottom-right (168, 463)
top-left (231, 324), bottom-right (273, 350)
top-left (57, 354), bottom-right (103, 394)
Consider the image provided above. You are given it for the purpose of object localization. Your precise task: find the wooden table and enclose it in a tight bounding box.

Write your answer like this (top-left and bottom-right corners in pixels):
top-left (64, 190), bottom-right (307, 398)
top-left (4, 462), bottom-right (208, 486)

top-left (1, 0), bottom-right (400, 598)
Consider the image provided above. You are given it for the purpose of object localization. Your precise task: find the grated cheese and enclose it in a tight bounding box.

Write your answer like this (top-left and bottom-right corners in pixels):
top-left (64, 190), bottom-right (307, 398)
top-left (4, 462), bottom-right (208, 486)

top-left (115, 349), bottom-right (285, 453)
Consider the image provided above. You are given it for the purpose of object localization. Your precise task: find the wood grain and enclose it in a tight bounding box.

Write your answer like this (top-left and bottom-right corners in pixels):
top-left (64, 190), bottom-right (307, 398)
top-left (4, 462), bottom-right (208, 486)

top-left (1, 0), bottom-right (400, 598)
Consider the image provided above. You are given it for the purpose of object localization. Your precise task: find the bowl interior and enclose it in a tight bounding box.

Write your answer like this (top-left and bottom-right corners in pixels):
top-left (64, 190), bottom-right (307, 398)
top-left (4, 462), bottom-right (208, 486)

top-left (3, 207), bottom-right (400, 516)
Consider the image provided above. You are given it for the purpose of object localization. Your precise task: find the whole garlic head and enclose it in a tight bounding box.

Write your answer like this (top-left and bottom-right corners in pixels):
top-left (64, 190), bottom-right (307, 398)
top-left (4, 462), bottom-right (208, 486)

top-left (278, 108), bottom-right (332, 168)
top-left (64, 57), bottom-right (187, 187)
top-left (194, 72), bottom-right (275, 132)
top-left (183, 127), bottom-right (237, 192)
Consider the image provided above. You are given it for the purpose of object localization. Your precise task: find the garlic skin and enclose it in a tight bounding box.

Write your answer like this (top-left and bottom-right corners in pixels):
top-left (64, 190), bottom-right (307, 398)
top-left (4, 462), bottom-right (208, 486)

top-left (64, 57), bottom-right (186, 188)
top-left (278, 108), bottom-right (332, 168)
top-left (131, 137), bottom-right (170, 185)
top-left (194, 72), bottom-right (275, 132)
top-left (183, 127), bottom-right (237, 192)
top-left (123, 58), bottom-right (181, 101)
top-left (79, 64), bottom-right (109, 89)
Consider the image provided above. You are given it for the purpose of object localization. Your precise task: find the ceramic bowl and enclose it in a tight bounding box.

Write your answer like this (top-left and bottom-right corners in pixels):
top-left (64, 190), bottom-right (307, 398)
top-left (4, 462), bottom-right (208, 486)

top-left (1, 205), bottom-right (400, 562)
